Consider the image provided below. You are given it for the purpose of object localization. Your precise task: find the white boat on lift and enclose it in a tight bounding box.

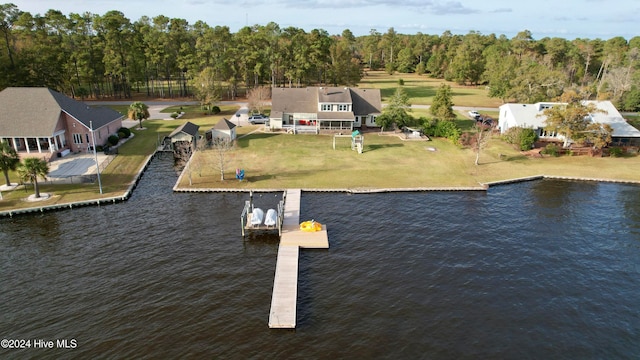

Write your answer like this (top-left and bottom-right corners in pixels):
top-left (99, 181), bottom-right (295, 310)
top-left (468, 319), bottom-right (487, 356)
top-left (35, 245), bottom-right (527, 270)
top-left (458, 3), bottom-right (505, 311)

top-left (264, 209), bottom-right (277, 227)
top-left (251, 208), bottom-right (264, 227)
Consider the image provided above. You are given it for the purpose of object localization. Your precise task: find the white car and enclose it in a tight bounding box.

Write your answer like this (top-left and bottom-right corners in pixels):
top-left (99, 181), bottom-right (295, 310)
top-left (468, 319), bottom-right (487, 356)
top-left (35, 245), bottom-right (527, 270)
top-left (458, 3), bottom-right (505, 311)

top-left (248, 114), bottom-right (268, 124)
top-left (468, 110), bottom-right (481, 120)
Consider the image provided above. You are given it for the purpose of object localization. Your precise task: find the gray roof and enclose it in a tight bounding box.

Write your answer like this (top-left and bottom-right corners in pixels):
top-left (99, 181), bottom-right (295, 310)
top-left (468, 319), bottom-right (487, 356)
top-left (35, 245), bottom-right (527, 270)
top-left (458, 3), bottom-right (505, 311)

top-left (317, 112), bottom-right (355, 120)
top-left (213, 118), bottom-right (236, 130)
top-left (271, 87), bottom-right (318, 113)
top-left (169, 121), bottom-right (200, 138)
top-left (0, 87), bottom-right (123, 137)
top-left (271, 87), bottom-right (382, 116)
top-left (317, 87), bottom-right (352, 104)
top-left (350, 88), bottom-right (382, 115)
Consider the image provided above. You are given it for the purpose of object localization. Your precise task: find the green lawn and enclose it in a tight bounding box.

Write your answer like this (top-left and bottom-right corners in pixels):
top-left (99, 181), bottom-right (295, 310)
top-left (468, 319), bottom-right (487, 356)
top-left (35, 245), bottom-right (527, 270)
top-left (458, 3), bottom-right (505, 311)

top-left (179, 131), bottom-right (640, 190)
top-left (359, 71), bottom-right (502, 108)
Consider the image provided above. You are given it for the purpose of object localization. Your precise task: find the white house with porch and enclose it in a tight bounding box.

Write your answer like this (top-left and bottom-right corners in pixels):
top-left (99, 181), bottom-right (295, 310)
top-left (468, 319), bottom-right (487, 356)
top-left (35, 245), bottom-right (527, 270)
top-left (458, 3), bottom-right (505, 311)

top-left (0, 87), bottom-right (124, 159)
top-left (498, 100), bottom-right (640, 146)
top-left (269, 87), bottom-right (382, 133)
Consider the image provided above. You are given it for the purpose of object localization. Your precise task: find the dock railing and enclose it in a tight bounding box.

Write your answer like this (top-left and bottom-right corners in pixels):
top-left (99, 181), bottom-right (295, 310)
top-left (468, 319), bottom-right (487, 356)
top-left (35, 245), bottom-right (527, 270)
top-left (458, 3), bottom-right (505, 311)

top-left (240, 200), bottom-right (251, 237)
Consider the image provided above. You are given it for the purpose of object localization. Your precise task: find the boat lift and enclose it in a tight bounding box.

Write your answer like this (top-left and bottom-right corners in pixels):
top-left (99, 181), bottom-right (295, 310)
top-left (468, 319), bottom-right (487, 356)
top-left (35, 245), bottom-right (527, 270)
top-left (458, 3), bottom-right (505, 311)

top-left (241, 190), bottom-right (286, 237)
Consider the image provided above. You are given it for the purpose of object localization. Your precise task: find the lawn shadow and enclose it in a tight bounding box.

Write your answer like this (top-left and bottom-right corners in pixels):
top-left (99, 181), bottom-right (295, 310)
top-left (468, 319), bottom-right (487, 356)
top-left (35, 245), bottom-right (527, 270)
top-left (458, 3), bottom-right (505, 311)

top-left (236, 133), bottom-right (281, 148)
top-left (366, 143), bottom-right (404, 152)
top-left (504, 154), bottom-right (528, 161)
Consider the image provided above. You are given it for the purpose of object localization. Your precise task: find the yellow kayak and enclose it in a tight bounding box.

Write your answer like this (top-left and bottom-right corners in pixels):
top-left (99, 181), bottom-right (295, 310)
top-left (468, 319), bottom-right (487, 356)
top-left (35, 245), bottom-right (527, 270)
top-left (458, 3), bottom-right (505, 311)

top-left (300, 220), bottom-right (322, 232)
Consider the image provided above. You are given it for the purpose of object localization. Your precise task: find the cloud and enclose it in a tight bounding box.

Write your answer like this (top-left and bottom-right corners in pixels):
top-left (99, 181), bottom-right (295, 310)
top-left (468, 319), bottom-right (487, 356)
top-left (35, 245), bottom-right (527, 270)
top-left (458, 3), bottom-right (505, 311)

top-left (489, 7), bottom-right (512, 14)
top-left (429, 1), bottom-right (478, 15)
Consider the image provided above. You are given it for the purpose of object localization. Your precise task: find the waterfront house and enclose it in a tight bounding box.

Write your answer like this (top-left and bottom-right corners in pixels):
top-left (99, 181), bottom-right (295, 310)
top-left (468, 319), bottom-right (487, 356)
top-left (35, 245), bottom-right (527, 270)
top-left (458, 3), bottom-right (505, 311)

top-left (498, 100), bottom-right (640, 146)
top-left (206, 118), bottom-right (237, 142)
top-left (0, 87), bottom-right (124, 159)
top-left (269, 87), bottom-right (382, 133)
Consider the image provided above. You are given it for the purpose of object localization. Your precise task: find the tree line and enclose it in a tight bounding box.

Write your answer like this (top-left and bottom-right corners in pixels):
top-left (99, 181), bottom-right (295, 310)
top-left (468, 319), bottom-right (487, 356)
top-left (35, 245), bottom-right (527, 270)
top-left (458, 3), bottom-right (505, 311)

top-left (1, 3), bottom-right (639, 110)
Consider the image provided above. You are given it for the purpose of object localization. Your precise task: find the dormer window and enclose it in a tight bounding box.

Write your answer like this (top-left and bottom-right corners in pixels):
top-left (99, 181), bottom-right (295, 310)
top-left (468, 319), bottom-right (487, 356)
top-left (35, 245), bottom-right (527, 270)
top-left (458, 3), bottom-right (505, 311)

top-left (321, 104), bottom-right (331, 111)
top-left (338, 104), bottom-right (349, 111)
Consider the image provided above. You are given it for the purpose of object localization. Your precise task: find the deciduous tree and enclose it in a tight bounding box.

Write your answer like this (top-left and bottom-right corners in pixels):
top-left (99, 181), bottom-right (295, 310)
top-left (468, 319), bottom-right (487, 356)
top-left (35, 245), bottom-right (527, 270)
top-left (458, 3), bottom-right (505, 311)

top-left (542, 92), bottom-right (604, 148)
top-left (247, 86), bottom-right (271, 114)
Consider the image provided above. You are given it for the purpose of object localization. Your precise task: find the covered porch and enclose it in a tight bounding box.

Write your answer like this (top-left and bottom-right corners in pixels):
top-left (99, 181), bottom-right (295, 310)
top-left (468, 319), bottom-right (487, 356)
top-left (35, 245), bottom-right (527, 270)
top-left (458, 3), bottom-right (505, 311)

top-left (1, 131), bottom-right (68, 155)
top-left (318, 112), bottom-right (355, 131)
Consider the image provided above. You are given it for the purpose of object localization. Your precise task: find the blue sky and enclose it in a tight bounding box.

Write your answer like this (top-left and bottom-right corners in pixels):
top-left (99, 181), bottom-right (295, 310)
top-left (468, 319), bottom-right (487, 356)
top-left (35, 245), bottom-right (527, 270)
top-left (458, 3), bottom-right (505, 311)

top-left (10, 0), bottom-right (639, 40)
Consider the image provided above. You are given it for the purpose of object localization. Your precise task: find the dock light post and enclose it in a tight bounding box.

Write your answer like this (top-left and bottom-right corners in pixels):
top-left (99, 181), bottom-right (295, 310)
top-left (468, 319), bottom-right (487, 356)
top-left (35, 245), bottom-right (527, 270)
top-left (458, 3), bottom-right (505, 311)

top-left (90, 121), bottom-right (103, 194)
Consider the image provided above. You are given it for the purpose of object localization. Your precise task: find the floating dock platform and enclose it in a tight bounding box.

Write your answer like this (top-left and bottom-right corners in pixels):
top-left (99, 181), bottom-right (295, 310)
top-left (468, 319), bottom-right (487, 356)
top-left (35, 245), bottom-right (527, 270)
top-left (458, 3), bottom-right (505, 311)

top-left (268, 189), bottom-right (328, 329)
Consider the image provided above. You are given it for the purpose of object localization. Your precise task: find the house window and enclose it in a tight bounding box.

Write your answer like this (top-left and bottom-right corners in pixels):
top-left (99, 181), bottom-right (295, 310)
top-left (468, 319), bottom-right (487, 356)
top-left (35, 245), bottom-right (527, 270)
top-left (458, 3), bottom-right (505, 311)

top-left (338, 104), bottom-right (349, 111)
top-left (73, 133), bottom-right (83, 144)
top-left (321, 104), bottom-right (331, 111)
top-left (86, 133), bottom-right (90, 143)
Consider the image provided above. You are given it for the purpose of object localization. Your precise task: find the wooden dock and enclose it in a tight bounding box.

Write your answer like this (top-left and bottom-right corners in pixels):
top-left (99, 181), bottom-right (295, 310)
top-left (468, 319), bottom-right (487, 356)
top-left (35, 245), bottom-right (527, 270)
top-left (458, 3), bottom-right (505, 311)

top-left (268, 189), bottom-right (328, 329)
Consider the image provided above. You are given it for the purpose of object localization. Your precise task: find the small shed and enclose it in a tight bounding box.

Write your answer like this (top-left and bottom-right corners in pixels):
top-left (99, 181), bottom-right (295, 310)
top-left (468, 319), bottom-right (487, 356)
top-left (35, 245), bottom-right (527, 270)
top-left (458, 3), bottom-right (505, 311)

top-left (166, 121), bottom-right (200, 152)
top-left (207, 118), bottom-right (237, 142)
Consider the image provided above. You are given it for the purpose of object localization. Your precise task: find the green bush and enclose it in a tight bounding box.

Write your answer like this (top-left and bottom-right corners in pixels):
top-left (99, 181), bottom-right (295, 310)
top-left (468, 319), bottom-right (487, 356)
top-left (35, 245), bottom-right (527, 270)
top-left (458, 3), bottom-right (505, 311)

top-left (118, 131), bottom-right (126, 139)
top-left (118, 127), bottom-right (131, 138)
top-left (171, 112), bottom-right (179, 119)
top-left (502, 127), bottom-right (538, 151)
top-left (609, 147), bottom-right (623, 157)
top-left (211, 106), bottom-right (221, 114)
top-left (398, 78), bottom-right (404, 86)
top-left (107, 134), bottom-right (120, 146)
top-left (422, 118), bottom-right (461, 144)
top-left (541, 143), bottom-right (560, 157)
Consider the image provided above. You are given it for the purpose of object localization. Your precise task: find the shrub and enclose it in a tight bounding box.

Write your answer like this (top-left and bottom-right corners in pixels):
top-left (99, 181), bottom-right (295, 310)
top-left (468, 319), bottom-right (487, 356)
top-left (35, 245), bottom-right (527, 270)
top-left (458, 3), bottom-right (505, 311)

top-left (398, 78), bottom-right (404, 86)
top-left (118, 131), bottom-right (126, 139)
top-left (118, 127), bottom-right (131, 138)
top-left (609, 147), bottom-right (623, 157)
top-left (107, 134), bottom-right (120, 146)
top-left (502, 127), bottom-right (538, 151)
top-left (171, 112), bottom-right (179, 119)
top-left (211, 106), bottom-right (221, 114)
top-left (423, 118), bottom-right (461, 143)
top-left (458, 132), bottom-right (474, 148)
top-left (541, 143), bottom-right (560, 157)
top-left (96, 145), bottom-right (104, 152)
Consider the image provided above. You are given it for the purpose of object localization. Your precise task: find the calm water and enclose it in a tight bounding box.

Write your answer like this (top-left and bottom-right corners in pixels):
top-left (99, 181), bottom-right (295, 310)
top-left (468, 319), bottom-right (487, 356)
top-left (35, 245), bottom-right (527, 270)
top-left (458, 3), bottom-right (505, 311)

top-left (1, 156), bottom-right (639, 359)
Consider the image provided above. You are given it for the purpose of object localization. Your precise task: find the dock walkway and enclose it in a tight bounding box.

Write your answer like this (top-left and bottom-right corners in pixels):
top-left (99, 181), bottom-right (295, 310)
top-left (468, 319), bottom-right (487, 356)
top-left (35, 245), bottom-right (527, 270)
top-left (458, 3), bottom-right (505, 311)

top-left (268, 189), bottom-right (328, 329)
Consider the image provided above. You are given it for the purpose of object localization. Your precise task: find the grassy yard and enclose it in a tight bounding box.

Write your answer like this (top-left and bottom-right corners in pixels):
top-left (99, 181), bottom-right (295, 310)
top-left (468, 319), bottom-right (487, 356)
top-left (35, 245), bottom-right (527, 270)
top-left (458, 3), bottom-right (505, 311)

top-left (359, 71), bottom-right (502, 108)
top-left (179, 131), bottom-right (640, 190)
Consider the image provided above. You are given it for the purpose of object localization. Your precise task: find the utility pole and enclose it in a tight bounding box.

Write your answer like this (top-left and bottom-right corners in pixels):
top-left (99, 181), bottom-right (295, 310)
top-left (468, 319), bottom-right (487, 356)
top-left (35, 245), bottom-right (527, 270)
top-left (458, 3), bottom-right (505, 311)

top-left (90, 121), bottom-right (103, 194)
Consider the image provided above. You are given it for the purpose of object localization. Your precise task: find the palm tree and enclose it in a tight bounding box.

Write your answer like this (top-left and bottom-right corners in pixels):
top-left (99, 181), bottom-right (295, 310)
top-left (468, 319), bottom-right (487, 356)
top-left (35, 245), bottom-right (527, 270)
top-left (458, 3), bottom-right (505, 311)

top-left (17, 157), bottom-right (49, 198)
top-left (0, 140), bottom-right (20, 186)
top-left (127, 101), bottom-right (150, 129)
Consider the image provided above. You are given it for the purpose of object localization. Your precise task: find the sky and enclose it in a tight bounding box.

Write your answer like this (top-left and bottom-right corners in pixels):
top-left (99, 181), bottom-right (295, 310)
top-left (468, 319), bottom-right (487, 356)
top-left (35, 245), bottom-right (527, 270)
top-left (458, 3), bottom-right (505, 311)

top-left (9, 0), bottom-right (639, 40)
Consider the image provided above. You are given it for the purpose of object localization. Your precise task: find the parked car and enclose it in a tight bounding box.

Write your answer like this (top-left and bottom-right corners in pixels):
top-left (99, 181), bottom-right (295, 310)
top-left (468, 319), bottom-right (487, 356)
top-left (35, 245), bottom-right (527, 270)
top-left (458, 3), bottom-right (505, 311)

top-left (468, 110), bottom-right (481, 120)
top-left (248, 114), bottom-right (268, 124)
